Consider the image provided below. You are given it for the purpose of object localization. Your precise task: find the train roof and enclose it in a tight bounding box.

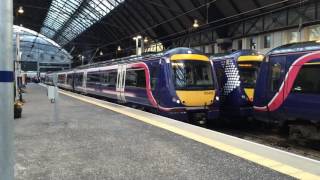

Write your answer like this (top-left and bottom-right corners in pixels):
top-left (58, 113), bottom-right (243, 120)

top-left (72, 47), bottom-right (204, 70)
top-left (164, 47), bottom-right (203, 56)
top-left (268, 41), bottom-right (320, 55)
top-left (47, 47), bottom-right (206, 74)
top-left (210, 49), bottom-right (261, 60)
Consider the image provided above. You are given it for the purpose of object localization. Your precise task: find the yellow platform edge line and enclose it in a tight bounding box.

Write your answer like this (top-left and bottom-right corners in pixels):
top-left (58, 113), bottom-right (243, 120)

top-left (58, 90), bottom-right (319, 180)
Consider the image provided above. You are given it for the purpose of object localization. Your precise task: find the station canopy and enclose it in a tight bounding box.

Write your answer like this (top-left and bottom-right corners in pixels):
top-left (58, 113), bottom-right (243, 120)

top-left (13, 0), bottom-right (309, 62)
top-left (40, 0), bottom-right (124, 46)
top-left (13, 25), bottom-right (72, 63)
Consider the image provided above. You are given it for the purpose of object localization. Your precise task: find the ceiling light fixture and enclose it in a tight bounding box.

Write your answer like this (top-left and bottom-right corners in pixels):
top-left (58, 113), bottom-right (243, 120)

top-left (133, 35), bottom-right (142, 40)
top-left (18, 6), bottom-right (24, 14)
top-left (193, 19), bottom-right (199, 28)
top-left (144, 37), bottom-right (148, 43)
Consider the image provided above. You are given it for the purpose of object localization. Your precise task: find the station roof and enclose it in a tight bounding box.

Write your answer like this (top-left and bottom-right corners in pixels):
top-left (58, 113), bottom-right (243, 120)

top-left (13, 25), bottom-right (72, 64)
top-left (13, 0), bottom-right (303, 59)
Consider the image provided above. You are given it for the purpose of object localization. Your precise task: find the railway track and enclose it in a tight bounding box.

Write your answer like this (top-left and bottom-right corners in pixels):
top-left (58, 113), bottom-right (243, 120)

top-left (205, 120), bottom-right (320, 161)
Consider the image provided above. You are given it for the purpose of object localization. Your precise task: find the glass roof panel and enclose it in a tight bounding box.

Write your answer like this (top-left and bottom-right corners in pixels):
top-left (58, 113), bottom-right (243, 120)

top-left (40, 0), bottom-right (83, 38)
top-left (13, 25), bottom-right (72, 64)
top-left (41, 0), bottom-right (124, 46)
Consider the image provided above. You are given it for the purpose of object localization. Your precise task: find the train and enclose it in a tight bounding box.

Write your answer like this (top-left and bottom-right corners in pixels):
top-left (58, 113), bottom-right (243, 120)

top-left (45, 47), bottom-right (220, 123)
top-left (211, 50), bottom-right (264, 118)
top-left (43, 42), bottom-right (320, 140)
top-left (253, 41), bottom-right (320, 140)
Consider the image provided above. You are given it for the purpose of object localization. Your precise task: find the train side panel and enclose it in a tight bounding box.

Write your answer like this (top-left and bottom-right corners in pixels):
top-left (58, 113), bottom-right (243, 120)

top-left (254, 50), bottom-right (320, 125)
top-left (282, 54), bottom-right (320, 124)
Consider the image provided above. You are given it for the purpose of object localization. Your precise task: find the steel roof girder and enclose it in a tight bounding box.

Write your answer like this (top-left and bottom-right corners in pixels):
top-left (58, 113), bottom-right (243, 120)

top-left (144, 0), bottom-right (178, 33)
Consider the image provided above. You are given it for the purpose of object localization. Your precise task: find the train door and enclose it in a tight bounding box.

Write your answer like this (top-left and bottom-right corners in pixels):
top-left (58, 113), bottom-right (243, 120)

top-left (266, 55), bottom-right (287, 121)
top-left (83, 71), bottom-right (87, 94)
top-left (116, 64), bottom-right (126, 102)
top-left (72, 73), bottom-right (75, 90)
top-left (150, 61), bottom-right (161, 105)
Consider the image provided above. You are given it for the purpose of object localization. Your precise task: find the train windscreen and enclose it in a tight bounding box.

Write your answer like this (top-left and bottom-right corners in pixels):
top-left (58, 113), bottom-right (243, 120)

top-left (238, 62), bottom-right (261, 88)
top-left (171, 60), bottom-right (214, 90)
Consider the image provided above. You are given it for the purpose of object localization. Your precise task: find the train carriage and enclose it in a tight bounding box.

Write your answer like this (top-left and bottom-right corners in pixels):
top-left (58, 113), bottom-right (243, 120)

top-left (253, 41), bottom-right (320, 140)
top-left (44, 73), bottom-right (54, 86)
top-left (211, 50), bottom-right (264, 118)
top-left (47, 47), bottom-right (221, 123)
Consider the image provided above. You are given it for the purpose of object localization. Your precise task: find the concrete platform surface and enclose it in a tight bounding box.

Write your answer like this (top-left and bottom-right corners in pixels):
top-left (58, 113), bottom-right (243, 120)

top-left (15, 84), bottom-right (294, 179)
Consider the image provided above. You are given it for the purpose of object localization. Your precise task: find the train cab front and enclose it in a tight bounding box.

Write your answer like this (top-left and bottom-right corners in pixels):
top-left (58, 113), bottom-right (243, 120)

top-left (237, 54), bottom-right (264, 117)
top-left (163, 49), bottom-right (220, 123)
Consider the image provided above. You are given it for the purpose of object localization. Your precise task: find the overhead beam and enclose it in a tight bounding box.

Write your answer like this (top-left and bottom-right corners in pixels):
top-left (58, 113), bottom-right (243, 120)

top-left (188, 0), bottom-right (206, 21)
top-left (114, 0), bottom-right (153, 38)
top-left (143, 0), bottom-right (178, 34)
top-left (251, 0), bottom-right (261, 8)
top-left (159, 0), bottom-right (187, 30)
top-left (126, 0), bottom-right (158, 38)
top-left (135, 0), bottom-right (169, 35)
top-left (228, 0), bottom-right (242, 14)
top-left (110, 0), bottom-right (143, 35)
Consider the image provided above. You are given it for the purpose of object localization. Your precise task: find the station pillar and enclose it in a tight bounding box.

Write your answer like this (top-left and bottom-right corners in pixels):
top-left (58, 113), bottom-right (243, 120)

top-left (0, 0), bottom-right (15, 179)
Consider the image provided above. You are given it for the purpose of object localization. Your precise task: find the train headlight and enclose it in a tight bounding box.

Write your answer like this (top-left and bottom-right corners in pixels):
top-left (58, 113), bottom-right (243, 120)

top-left (215, 96), bottom-right (219, 101)
top-left (165, 58), bottom-right (170, 63)
top-left (172, 97), bottom-right (181, 104)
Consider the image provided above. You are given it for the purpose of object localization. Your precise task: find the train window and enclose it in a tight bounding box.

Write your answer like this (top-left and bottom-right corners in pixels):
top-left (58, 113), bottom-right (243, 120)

top-left (172, 60), bottom-right (214, 90)
top-left (87, 72), bottom-right (101, 83)
top-left (109, 71), bottom-right (117, 87)
top-left (270, 63), bottom-right (282, 92)
top-left (125, 71), bottom-right (137, 87)
top-left (292, 64), bottom-right (320, 94)
top-left (100, 70), bottom-right (117, 87)
top-left (75, 73), bottom-right (83, 86)
top-left (67, 74), bottom-right (73, 85)
top-left (214, 65), bottom-right (225, 91)
top-left (100, 71), bottom-right (109, 85)
top-left (238, 62), bottom-right (261, 88)
top-left (136, 70), bottom-right (146, 88)
top-left (58, 74), bottom-right (66, 84)
top-left (125, 69), bottom-right (146, 88)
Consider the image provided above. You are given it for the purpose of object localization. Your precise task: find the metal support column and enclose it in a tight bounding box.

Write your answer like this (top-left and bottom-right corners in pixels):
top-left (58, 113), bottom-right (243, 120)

top-left (16, 30), bottom-right (23, 101)
top-left (0, 0), bottom-right (14, 179)
top-left (135, 38), bottom-right (139, 55)
top-left (37, 61), bottom-right (40, 79)
top-left (141, 37), bottom-right (144, 55)
top-left (15, 31), bottom-right (20, 100)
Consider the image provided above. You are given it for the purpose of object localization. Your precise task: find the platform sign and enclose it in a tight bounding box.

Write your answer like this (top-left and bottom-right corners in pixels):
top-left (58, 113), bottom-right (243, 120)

top-left (21, 61), bottom-right (37, 71)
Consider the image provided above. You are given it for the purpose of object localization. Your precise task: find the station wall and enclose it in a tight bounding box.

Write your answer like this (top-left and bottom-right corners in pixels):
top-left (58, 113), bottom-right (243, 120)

top-left (232, 24), bottom-right (320, 54)
top-left (191, 24), bottom-right (320, 55)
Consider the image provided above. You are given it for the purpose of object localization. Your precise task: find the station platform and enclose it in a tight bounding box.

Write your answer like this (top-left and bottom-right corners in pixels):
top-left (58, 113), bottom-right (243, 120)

top-left (15, 84), bottom-right (320, 179)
